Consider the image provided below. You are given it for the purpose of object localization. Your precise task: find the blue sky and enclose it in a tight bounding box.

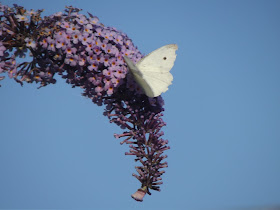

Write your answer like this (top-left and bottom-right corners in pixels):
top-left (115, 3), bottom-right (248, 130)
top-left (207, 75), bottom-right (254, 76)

top-left (1, 0), bottom-right (280, 209)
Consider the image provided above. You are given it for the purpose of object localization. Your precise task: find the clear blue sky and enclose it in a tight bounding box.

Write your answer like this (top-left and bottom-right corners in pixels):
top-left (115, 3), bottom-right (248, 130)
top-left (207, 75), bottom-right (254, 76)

top-left (1, 0), bottom-right (280, 209)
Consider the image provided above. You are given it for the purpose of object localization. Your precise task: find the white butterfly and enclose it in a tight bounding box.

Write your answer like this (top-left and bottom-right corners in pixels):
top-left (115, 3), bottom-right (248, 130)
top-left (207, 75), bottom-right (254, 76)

top-left (124, 44), bottom-right (178, 97)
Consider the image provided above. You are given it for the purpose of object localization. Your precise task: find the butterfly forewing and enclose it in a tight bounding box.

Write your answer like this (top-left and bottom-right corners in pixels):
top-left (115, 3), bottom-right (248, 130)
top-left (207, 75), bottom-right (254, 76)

top-left (136, 44), bottom-right (178, 73)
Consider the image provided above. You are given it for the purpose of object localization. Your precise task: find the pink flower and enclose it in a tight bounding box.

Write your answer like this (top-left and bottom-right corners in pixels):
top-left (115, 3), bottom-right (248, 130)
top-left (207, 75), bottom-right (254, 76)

top-left (131, 188), bottom-right (147, 202)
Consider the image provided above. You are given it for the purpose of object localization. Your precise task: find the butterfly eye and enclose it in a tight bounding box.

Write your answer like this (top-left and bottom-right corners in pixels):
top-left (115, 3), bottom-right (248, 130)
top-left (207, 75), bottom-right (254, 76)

top-left (163, 57), bottom-right (167, 60)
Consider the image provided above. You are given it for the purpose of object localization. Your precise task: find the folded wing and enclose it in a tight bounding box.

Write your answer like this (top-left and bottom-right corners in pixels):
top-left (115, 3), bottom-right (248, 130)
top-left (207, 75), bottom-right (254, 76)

top-left (124, 44), bottom-right (178, 97)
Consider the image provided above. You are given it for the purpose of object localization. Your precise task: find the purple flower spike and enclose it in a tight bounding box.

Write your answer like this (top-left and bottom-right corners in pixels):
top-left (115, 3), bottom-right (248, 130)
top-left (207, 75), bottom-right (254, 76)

top-left (0, 3), bottom-right (172, 202)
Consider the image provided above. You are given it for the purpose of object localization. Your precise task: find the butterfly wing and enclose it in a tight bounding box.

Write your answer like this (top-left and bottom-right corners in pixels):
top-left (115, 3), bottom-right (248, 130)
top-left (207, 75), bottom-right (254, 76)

top-left (136, 44), bottom-right (178, 97)
top-left (124, 55), bottom-right (154, 96)
top-left (124, 44), bottom-right (178, 97)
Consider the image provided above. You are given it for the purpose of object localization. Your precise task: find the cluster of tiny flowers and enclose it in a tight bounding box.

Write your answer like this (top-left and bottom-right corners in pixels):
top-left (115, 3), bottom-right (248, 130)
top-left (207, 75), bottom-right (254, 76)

top-left (0, 3), bottom-right (170, 201)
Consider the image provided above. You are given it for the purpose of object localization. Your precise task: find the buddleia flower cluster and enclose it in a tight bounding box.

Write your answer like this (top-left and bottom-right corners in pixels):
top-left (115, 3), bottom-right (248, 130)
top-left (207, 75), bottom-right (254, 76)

top-left (0, 3), bottom-right (170, 202)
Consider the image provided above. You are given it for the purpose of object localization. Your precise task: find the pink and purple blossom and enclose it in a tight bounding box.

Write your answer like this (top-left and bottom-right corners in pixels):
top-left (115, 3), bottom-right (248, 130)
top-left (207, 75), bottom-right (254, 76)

top-left (25, 38), bottom-right (37, 49)
top-left (15, 14), bottom-right (28, 22)
top-left (0, 3), bottom-right (171, 202)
